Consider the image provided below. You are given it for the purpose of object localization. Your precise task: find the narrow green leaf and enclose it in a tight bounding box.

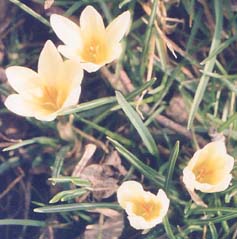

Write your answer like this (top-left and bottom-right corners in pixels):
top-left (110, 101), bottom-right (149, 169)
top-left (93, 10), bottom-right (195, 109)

top-left (116, 91), bottom-right (158, 156)
top-left (49, 188), bottom-right (88, 204)
top-left (108, 137), bottom-right (164, 187)
top-left (9, 0), bottom-right (50, 26)
top-left (0, 157), bottom-right (20, 175)
top-left (52, 146), bottom-right (70, 178)
top-left (48, 177), bottom-right (91, 187)
top-left (217, 113), bottom-right (237, 132)
top-left (164, 141), bottom-right (180, 192)
top-left (0, 219), bottom-right (46, 227)
top-left (77, 117), bottom-right (132, 146)
top-left (34, 203), bottom-right (121, 213)
top-left (187, 0), bottom-right (223, 129)
top-left (58, 97), bottom-right (116, 116)
top-left (163, 216), bottom-right (176, 239)
top-left (186, 213), bottom-right (237, 225)
top-left (3, 137), bottom-right (57, 151)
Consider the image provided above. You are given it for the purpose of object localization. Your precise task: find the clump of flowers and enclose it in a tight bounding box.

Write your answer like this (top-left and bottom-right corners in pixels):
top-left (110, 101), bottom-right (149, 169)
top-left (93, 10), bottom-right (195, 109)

top-left (5, 40), bottom-right (83, 121)
top-left (50, 5), bottom-right (131, 73)
top-left (183, 140), bottom-right (234, 193)
top-left (117, 181), bottom-right (170, 230)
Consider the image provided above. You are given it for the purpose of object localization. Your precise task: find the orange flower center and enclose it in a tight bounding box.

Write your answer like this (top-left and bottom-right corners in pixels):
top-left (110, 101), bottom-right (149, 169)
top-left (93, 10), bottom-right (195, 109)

top-left (39, 85), bottom-right (66, 112)
top-left (192, 157), bottom-right (225, 184)
top-left (132, 198), bottom-right (161, 221)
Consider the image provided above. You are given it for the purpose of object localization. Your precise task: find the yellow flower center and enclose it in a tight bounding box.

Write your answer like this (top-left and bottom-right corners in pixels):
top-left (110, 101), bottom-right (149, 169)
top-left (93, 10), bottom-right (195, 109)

top-left (192, 156), bottom-right (225, 184)
top-left (132, 198), bottom-right (161, 221)
top-left (81, 37), bottom-right (107, 64)
top-left (39, 85), bottom-right (66, 112)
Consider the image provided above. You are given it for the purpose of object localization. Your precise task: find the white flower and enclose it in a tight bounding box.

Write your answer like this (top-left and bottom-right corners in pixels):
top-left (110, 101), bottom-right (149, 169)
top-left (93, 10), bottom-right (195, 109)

top-left (117, 181), bottom-right (170, 230)
top-left (5, 40), bottom-right (83, 121)
top-left (50, 5), bottom-right (131, 73)
top-left (183, 140), bottom-right (234, 193)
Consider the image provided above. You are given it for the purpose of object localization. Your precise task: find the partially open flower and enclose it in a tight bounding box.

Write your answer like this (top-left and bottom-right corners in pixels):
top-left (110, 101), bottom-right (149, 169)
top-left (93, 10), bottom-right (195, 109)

top-left (117, 181), bottom-right (169, 230)
top-left (50, 6), bottom-right (131, 73)
top-left (183, 140), bottom-right (234, 193)
top-left (5, 40), bottom-right (83, 121)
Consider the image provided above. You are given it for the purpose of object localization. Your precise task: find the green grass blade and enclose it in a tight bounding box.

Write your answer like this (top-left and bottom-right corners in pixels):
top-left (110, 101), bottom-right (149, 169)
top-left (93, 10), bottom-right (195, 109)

top-left (163, 216), bottom-right (176, 239)
top-left (164, 141), bottom-right (180, 192)
top-left (116, 91), bottom-right (158, 156)
top-left (186, 213), bottom-right (237, 225)
top-left (0, 219), bottom-right (46, 227)
top-left (9, 0), bottom-right (50, 26)
top-left (58, 97), bottom-right (116, 116)
top-left (49, 188), bottom-right (88, 204)
top-left (3, 137), bottom-right (57, 151)
top-left (108, 137), bottom-right (164, 187)
top-left (48, 177), bottom-right (91, 187)
top-left (34, 203), bottom-right (121, 213)
top-left (77, 117), bottom-right (132, 146)
top-left (52, 146), bottom-right (70, 178)
top-left (187, 0), bottom-right (223, 129)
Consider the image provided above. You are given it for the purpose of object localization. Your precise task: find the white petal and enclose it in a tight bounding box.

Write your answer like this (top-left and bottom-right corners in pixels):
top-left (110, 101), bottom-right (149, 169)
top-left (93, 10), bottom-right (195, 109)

top-left (38, 40), bottom-right (63, 83)
top-left (6, 66), bottom-right (39, 93)
top-left (80, 6), bottom-right (105, 35)
top-left (50, 14), bottom-right (82, 48)
top-left (61, 60), bottom-right (84, 108)
top-left (4, 94), bottom-right (36, 117)
top-left (58, 45), bottom-right (79, 60)
top-left (80, 62), bottom-right (103, 73)
top-left (117, 181), bottom-right (144, 209)
top-left (106, 43), bottom-right (123, 64)
top-left (106, 11), bottom-right (131, 43)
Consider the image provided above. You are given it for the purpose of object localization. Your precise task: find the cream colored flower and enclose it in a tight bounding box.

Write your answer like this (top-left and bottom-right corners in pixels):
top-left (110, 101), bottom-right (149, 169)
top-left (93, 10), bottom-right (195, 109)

top-left (50, 6), bottom-right (131, 73)
top-left (117, 181), bottom-right (170, 230)
top-left (183, 140), bottom-right (234, 193)
top-left (5, 40), bottom-right (83, 121)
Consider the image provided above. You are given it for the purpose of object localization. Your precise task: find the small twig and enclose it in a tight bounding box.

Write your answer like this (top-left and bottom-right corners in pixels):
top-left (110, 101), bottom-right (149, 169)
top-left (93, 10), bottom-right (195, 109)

top-left (73, 127), bottom-right (109, 153)
top-left (0, 168), bottom-right (24, 199)
top-left (155, 114), bottom-right (207, 147)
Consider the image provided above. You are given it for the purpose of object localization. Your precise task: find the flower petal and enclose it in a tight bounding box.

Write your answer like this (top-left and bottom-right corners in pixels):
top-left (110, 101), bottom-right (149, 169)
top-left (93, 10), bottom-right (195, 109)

top-left (38, 40), bottom-right (63, 83)
top-left (117, 181), bottom-right (144, 209)
top-left (5, 94), bottom-right (36, 117)
top-left (50, 14), bottom-right (82, 48)
top-left (79, 62), bottom-right (103, 73)
top-left (60, 60), bottom-right (84, 108)
top-left (58, 45), bottom-right (79, 60)
top-left (80, 5), bottom-right (105, 36)
top-left (6, 66), bottom-right (39, 93)
top-left (106, 11), bottom-right (131, 43)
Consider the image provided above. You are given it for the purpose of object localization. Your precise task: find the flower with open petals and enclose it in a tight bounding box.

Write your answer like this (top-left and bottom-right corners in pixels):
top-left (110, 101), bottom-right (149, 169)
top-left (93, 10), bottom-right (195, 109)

top-left (5, 40), bottom-right (83, 121)
top-left (117, 181), bottom-right (170, 230)
top-left (183, 140), bottom-right (234, 193)
top-left (50, 6), bottom-right (131, 73)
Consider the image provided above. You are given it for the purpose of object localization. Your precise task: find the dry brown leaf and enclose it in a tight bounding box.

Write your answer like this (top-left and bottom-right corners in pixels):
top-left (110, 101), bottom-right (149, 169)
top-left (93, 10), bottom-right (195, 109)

top-left (166, 94), bottom-right (189, 124)
top-left (104, 150), bottom-right (127, 176)
top-left (82, 213), bottom-right (124, 239)
top-left (72, 144), bottom-right (97, 176)
top-left (80, 164), bottom-right (118, 200)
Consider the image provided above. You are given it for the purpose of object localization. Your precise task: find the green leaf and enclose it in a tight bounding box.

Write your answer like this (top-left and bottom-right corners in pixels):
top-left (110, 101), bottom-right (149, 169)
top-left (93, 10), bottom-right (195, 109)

top-left (58, 97), bottom-right (116, 116)
top-left (164, 141), bottom-right (180, 192)
top-left (34, 203), bottom-right (121, 213)
top-left (108, 137), bottom-right (164, 187)
top-left (52, 146), bottom-right (71, 178)
top-left (3, 137), bottom-right (57, 151)
top-left (9, 0), bottom-right (50, 26)
top-left (116, 91), bottom-right (158, 156)
top-left (187, 0), bottom-right (223, 129)
top-left (0, 219), bottom-right (46, 227)
top-left (48, 177), bottom-right (91, 187)
top-left (49, 188), bottom-right (88, 204)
